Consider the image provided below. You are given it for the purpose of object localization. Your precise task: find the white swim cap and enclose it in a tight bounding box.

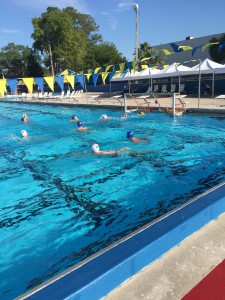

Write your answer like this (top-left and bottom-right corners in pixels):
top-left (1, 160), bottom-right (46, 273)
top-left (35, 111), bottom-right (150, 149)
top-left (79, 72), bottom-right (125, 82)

top-left (92, 143), bottom-right (100, 153)
top-left (101, 114), bottom-right (108, 119)
top-left (21, 130), bottom-right (28, 138)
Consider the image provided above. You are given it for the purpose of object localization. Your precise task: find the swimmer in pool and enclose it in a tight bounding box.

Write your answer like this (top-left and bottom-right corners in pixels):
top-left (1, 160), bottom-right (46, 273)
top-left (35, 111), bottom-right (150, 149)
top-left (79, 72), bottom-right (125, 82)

top-left (21, 130), bottom-right (28, 139)
top-left (77, 121), bottom-right (88, 131)
top-left (99, 114), bottom-right (111, 121)
top-left (21, 114), bottom-right (28, 123)
top-left (91, 143), bottom-right (129, 156)
top-left (70, 115), bottom-right (79, 122)
top-left (126, 131), bottom-right (147, 143)
top-left (121, 113), bottom-right (128, 119)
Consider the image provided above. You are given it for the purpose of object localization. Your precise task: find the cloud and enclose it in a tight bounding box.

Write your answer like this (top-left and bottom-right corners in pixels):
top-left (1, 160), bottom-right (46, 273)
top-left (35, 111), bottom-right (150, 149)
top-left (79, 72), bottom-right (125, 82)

top-left (1, 29), bottom-right (20, 34)
top-left (102, 12), bottom-right (117, 30)
top-left (117, 1), bottom-right (134, 10)
top-left (9, 0), bottom-right (90, 14)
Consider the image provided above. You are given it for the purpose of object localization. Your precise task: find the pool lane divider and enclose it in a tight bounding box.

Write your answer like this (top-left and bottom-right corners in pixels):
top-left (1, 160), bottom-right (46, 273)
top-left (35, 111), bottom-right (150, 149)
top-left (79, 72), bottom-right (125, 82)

top-left (17, 181), bottom-right (225, 300)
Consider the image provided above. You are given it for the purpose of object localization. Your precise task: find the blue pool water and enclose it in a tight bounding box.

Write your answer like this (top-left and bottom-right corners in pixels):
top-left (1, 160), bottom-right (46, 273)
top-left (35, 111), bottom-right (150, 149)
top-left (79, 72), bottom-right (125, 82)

top-left (1, 102), bottom-right (225, 299)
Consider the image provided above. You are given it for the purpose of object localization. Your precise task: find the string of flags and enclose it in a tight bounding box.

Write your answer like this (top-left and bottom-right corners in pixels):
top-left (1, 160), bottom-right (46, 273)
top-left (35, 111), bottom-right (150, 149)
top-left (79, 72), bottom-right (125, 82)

top-left (0, 41), bottom-right (224, 97)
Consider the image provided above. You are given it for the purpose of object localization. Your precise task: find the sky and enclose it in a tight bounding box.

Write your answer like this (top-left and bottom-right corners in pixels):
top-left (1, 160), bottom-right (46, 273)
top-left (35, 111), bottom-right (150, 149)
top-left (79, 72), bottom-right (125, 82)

top-left (0, 0), bottom-right (225, 61)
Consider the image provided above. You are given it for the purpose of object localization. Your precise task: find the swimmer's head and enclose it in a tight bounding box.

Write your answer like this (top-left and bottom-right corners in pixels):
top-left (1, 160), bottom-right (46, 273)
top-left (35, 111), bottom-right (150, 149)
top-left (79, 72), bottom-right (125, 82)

top-left (122, 114), bottom-right (127, 118)
top-left (71, 114), bottom-right (77, 120)
top-left (21, 130), bottom-right (28, 138)
top-left (138, 111), bottom-right (145, 115)
top-left (127, 131), bottom-right (134, 139)
top-left (101, 114), bottom-right (108, 120)
top-left (77, 121), bottom-right (83, 127)
top-left (92, 143), bottom-right (100, 153)
top-left (21, 117), bottom-right (25, 122)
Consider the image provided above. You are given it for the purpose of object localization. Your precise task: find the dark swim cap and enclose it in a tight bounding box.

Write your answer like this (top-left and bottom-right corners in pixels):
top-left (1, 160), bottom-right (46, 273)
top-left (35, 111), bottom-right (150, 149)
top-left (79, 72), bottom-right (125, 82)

top-left (71, 115), bottom-right (76, 119)
top-left (77, 121), bottom-right (83, 127)
top-left (21, 117), bottom-right (24, 122)
top-left (127, 131), bottom-right (134, 139)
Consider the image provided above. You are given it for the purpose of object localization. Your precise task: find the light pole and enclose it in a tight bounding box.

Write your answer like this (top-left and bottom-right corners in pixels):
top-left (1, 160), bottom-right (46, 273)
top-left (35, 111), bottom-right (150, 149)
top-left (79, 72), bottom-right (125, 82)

top-left (133, 4), bottom-right (139, 60)
top-left (198, 59), bottom-right (201, 109)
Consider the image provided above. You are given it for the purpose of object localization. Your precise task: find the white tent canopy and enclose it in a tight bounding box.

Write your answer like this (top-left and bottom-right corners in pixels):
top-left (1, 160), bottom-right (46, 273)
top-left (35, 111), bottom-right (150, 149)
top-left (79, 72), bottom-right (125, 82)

top-left (111, 59), bottom-right (225, 81)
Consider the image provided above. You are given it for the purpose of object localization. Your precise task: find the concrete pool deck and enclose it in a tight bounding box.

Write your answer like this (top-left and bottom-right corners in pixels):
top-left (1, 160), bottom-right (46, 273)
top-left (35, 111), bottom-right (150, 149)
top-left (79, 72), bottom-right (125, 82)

top-left (102, 212), bottom-right (225, 300)
top-left (1, 93), bottom-right (225, 113)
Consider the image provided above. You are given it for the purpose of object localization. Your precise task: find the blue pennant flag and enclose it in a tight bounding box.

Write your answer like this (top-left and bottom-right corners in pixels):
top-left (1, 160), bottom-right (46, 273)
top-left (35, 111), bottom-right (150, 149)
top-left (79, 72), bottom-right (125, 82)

top-left (218, 42), bottom-right (225, 53)
top-left (192, 46), bottom-right (202, 56)
top-left (7, 78), bottom-right (17, 94)
top-left (92, 74), bottom-right (99, 87)
top-left (109, 71), bottom-right (116, 82)
top-left (34, 77), bottom-right (44, 93)
top-left (126, 61), bottom-right (132, 71)
top-left (170, 43), bottom-right (183, 52)
top-left (55, 76), bottom-right (64, 91)
top-left (76, 75), bottom-right (85, 88)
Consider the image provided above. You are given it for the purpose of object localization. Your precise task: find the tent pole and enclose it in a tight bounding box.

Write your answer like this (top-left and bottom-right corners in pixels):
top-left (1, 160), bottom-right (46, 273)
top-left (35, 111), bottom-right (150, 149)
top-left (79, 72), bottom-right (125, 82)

top-left (212, 72), bottom-right (215, 98)
top-left (178, 74), bottom-right (181, 94)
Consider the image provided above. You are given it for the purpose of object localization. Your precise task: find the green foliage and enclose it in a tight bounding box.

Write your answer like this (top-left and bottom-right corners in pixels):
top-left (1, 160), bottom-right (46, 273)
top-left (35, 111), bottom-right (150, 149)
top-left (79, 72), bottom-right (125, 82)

top-left (137, 42), bottom-right (165, 67)
top-left (209, 34), bottom-right (225, 64)
top-left (0, 43), bottom-right (43, 78)
top-left (32, 6), bottom-right (104, 73)
top-left (84, 42), bottom-right (126, 70)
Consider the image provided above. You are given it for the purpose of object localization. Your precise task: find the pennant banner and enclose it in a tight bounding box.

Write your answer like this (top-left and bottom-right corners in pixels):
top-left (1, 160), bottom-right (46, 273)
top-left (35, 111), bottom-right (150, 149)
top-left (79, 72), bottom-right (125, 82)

top-left (202, 42), bottom-right (219, 52)
top-left (34, 77), bottom-right (44, 93)
top-left (7, 78), bottom-right (17, 94)
top-left (85, 73), bottom-right (92, 82)
top-left (22, 77), bottom-right (34, 94)
top-left (44, 76), bottom-right (55, 92)
top-left (0, 79), bottom-right (7, 97)
top-left (101, 72), bottom-right (109, 85)
top-left (64, 75), bottom-right (75, 90)
top-left (92, 74), bottom-right (99, 87)
top-left (55, 76), bottom-right (64, 91)
top-left (76, 74), bottom-right (85, 88)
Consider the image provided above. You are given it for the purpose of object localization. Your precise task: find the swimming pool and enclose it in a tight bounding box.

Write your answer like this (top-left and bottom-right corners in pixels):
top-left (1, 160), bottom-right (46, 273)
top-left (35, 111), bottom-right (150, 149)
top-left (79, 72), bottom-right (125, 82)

top-left (1, 102), bottom-right (225, 299)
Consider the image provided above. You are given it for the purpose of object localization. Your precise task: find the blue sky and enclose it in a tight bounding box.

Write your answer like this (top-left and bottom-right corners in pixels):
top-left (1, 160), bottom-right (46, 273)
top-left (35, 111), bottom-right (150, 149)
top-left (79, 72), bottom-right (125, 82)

top-left (0, 0), bottom-right (224, 61)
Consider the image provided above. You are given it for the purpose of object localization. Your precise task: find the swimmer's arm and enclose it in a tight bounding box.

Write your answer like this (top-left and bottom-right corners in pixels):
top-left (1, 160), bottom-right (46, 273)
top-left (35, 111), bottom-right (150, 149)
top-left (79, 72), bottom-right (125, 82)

top-left (116, 147), bottom-right (130, 153)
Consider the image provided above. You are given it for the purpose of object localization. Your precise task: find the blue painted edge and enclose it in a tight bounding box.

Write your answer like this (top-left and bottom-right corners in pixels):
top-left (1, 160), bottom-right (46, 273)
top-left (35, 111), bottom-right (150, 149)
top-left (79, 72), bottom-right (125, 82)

top-left (17, 182), bottom-right (225, 300)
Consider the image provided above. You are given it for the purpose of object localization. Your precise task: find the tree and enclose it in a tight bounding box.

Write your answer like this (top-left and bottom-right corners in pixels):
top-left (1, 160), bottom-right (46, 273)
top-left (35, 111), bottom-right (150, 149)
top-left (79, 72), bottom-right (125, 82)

top-left (32, 7), bottom-right (103, 74)
top-left (209, 34), bottom-right (225, 64)
top-left (84, 42), bottom-right (126, 70)
top-left (0, 43), bottom-right (43, 78)
top-left (137, 42), bottom-right (165, 67)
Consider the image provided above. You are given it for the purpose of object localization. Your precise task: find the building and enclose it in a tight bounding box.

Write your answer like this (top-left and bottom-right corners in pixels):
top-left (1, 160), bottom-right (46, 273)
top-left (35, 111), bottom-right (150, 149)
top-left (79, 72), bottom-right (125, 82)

top-left (153, 32), bottom-right (225, 66)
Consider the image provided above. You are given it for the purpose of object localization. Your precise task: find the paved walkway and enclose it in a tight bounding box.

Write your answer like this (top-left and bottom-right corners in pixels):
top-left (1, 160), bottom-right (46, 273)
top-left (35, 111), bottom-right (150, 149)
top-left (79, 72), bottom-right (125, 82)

top-left (1, 93), bottom-right (225, 112)
top-left (102, 213), bottom-right (225, 300)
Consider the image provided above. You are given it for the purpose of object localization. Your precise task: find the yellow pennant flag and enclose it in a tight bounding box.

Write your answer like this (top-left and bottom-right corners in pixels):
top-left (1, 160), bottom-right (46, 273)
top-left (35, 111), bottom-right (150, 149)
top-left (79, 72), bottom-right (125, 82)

top-left (85, 74), bottom-right (92, 81)
top-left (105, 65), bottom-right (113, 72)
top-left (65, 75), bottom-right (75, 90)
top-left (202, 42), bottom-right (219, 52)
top-left (141, 64), bottom-right (148, 69)
top-left (141, 57), bottom-right (150, 62)
top-left (101, 72), bottom-right (109, 84)
top-left (112, 71), bottom-right (121, 79)
top-left (94, 67), bottom-right (101, 74)
top-left (22, 77), bottom-right (34, 94)
top-left (178, 46), bottom-right (193, 51)
top-left (132, 59), bottom-right (139, 72)
top-left (119, 63), bottom-right (125, 73)
top-left (87, 69), bottom-right (92, 74)
top-left (44, 76), bottom-right (55, 92)
top-left (160, 49), bottom-right (174, 55)
top-left (0, 79), bottom-right (6, 97)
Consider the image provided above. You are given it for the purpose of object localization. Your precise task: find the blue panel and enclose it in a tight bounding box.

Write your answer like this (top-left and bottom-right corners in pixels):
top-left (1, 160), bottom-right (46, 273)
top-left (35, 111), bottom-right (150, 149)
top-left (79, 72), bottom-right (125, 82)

top-left (21, 182), bottom-right (225, 300)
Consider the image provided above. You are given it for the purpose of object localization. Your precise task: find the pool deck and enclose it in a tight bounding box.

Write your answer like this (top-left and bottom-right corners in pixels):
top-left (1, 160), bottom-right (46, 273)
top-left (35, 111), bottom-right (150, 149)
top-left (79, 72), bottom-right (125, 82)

top-left (1, 92), bottom-right (225, 113)
top-left (102, 212), bottom-right (225, 300)
top-left (3, 93), bottom-right (225, 299)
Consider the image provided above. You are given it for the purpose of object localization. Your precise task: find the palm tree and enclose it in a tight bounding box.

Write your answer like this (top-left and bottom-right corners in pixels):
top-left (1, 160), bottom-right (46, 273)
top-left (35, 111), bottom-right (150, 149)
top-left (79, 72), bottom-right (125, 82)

top-left (136, 42), bottom-right (165, 67)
